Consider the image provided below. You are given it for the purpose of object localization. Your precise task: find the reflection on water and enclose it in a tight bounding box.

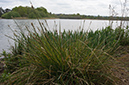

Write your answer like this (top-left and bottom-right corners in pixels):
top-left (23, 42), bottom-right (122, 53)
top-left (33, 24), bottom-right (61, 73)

top-left (0, 19), bottom-right (128, 53)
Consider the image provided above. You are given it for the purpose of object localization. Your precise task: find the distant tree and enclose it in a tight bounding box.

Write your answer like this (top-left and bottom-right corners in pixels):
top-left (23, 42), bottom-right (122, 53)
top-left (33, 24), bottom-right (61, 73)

top-left (1, 6), bottom-right (51, 19)
top-left (36, 7), bottom-right (49, 17)
top-left (12, 6), bottom-right (29, 17)
top-left (1, 11), bottom-right (21, 19)
top-left (28, 12), bottom-right (37, 18)
top-left (12, 6), bottom-right (49, 18)
top-left (0, 7), bottom-right (5, 17)
top-left (77, 13), bottom-right (80, 16)
top-left (36, 7), bottom-right (48, 13)
top-left (5, 8), bottom-right (11, 13)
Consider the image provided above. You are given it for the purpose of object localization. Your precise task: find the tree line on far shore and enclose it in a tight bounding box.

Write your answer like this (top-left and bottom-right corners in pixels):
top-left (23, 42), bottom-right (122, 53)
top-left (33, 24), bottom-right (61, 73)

top-left (0, 6), bottom-right (54, 19)
top-left (1, 6), bottom-right (129, 20)
top-left (0, 7), bottom-right (11, 17)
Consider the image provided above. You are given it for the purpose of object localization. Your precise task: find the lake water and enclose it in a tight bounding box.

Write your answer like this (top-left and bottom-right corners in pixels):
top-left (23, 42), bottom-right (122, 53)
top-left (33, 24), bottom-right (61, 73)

top-left (0, 19), bottom-right (128, 53)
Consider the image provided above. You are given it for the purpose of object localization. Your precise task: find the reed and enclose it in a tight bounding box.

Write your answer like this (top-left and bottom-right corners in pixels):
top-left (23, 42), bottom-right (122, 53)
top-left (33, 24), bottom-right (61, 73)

top-left (1, 20), bottom-right (127, 84)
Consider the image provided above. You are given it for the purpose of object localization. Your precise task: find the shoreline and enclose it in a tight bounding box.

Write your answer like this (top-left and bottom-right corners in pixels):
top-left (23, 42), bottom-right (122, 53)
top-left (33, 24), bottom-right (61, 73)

top-left (0, 17), bottom-right (59, 20)
top-left (0, 17), bottom-right (129, 21)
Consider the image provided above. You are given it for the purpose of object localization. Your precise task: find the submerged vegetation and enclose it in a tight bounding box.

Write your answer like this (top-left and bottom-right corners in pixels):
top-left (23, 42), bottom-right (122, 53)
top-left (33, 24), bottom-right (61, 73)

top-left (0, 19), bottom-right (129, 84)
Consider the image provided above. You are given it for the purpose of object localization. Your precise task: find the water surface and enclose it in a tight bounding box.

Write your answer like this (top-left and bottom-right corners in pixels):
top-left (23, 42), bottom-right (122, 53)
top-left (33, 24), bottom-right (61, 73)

top-left (0, 19), bottom-right (128, 53)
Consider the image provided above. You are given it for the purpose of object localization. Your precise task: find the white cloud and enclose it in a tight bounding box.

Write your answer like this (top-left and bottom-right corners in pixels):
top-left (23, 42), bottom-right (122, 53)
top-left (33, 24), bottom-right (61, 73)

top-left (0, 0), bottom-right (129, 16)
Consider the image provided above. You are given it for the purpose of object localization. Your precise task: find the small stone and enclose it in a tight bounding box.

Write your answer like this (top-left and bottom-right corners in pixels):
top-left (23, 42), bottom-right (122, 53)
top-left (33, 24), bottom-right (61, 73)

top-left (121, 73), bottom-right (124, 75)
top-left (122, 79), bottom-right (127, 82)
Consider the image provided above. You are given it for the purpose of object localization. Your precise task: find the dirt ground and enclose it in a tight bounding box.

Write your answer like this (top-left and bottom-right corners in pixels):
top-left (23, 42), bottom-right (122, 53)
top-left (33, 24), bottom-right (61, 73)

top-left (111, 46), bottom-right (129, 85)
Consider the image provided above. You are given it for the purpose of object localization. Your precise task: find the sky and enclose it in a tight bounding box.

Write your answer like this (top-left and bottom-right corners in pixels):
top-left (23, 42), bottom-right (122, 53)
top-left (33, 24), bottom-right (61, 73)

top-left (0, 0), bottom-right (129, 16)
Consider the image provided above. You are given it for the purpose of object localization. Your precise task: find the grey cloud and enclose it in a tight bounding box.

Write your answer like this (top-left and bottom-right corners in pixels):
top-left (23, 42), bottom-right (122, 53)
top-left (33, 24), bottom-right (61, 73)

top-left (97, 3), bottom-right (108, 8)
top-left (57, 3), bottom-right (69, 5)
top-left (0, 0), bottom-right (13, 3)
top-left (0, 0), bottom-right (125, 16)
top-left (56, 2), bottom-right (70, 6)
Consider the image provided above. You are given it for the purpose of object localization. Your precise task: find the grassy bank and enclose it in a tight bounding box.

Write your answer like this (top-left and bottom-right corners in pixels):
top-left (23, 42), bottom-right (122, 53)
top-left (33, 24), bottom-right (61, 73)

top-left (0, 20), bottom-right (129, 84)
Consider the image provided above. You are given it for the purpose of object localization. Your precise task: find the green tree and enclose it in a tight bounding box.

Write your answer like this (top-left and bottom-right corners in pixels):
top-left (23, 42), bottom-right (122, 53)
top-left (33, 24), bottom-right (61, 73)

top-left (1, 11), bottom-right (21, 19)
top-left (36, 7), bottom-right (49, 17)
top-left (77, 13), bottom-right (80, 16)
top-left (2, 6), bottom-right (50, 19)
top-left (28, 12), bottom-right (37, 18)
top-left (36, 7), bottom-right (48, 13)
top-left (13, 6), bottom-right (27, 17)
